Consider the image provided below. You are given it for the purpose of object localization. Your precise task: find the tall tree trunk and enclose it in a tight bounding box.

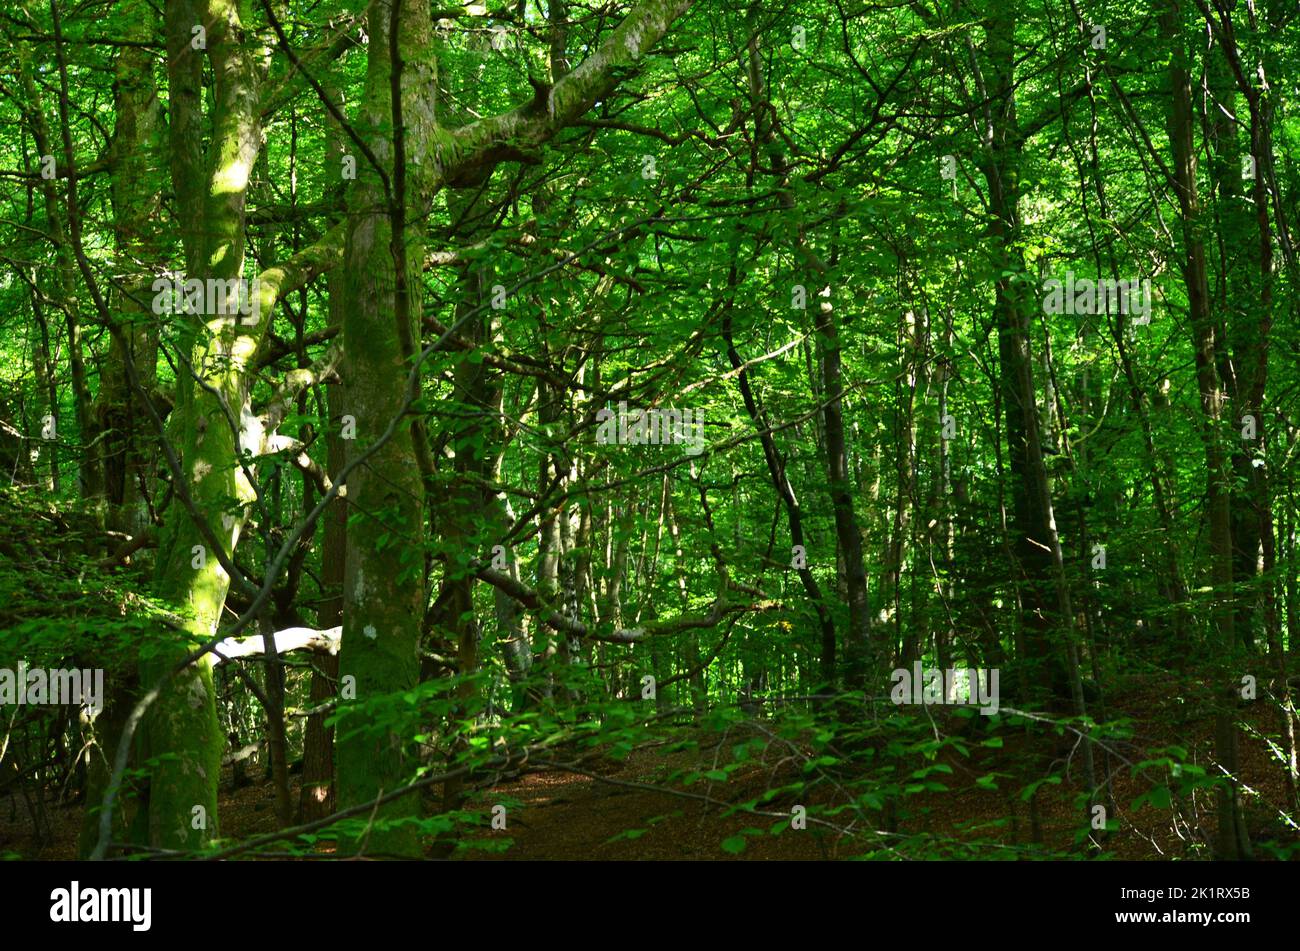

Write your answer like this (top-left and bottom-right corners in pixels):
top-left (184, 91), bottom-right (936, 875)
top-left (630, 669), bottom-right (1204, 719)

top-left (335, 0), bottom-right (438, 858)
top-left (17, 46), bottom-right (100, 502)
top-left (299, 80), bottom-right (349, 826)
top-left (978, 8), bottom-right (1073, 703)
top-left (137, 0), bottom-right (270, 850)
top-left (1161, 0), bottom-right (1250, 859)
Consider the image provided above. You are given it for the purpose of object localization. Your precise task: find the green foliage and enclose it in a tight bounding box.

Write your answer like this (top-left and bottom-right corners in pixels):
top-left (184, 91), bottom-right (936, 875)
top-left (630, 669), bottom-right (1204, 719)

top-left (2, 0), bottom-right (1299, 863)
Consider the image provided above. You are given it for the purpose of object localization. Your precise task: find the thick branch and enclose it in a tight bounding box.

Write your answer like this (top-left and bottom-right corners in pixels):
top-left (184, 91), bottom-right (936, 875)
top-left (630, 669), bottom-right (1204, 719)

top-left (476, 565), bottom-right (776, 644)
top-left (211, 626), bottom-right (342, 665)
top-left (443, 0), bottom-right (694, 181)
top-left (250, 222), bottom-right (347, 349)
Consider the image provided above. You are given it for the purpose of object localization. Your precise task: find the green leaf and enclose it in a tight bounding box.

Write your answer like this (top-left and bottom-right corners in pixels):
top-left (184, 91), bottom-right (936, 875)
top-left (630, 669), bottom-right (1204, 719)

top-left (720, 835), bottom-right (748, 854)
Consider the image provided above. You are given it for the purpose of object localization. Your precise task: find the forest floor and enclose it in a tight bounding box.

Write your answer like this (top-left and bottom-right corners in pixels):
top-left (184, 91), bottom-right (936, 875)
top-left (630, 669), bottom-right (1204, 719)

top-left (4, 669), bottom-right (1298, 860)
top-left (456, 670), bottom-right (1299, 860)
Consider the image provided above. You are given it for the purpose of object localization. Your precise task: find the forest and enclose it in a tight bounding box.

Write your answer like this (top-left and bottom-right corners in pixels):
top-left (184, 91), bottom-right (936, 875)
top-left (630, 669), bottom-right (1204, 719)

top-left (0, 0), bottom-right (1298, 866)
